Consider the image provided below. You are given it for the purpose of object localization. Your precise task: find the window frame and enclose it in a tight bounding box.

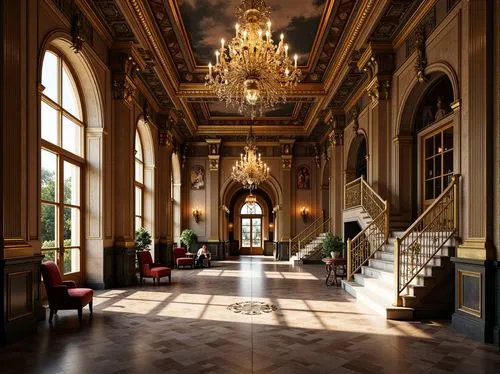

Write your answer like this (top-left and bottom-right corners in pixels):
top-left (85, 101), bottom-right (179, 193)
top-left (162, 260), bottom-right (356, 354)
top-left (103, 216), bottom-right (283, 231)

top-left (40, 47), bottom-right (85, 278)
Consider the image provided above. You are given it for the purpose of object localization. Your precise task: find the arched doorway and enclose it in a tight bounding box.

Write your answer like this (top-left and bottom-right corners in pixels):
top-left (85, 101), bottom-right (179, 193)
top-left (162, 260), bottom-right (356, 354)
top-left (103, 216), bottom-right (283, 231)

top-left (346, 134), bottom-right (368, 182)
top-left (395, 66), bottom-right (459, 220)
top-left (321, 162), bottom-right (330, 220)
top-left (225, 187), bottom-right (274, 256)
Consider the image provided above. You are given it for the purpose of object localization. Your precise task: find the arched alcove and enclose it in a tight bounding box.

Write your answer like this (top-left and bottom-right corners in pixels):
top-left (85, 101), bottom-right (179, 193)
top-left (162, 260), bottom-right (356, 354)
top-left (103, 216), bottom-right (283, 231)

top-left (346, 133), bottom-right (368, 182)
top-left (321, 160), bottom-right (330, 220)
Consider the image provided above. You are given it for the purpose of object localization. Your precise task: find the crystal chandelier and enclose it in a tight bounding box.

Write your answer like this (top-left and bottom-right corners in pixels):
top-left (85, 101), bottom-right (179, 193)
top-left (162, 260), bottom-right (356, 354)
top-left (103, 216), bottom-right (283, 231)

top-left (205, 0), bottom-right (301, 118)
top-left (245, 192), bottom-right (257, 207)
top-left (231, 127), bottom-right (270, 190)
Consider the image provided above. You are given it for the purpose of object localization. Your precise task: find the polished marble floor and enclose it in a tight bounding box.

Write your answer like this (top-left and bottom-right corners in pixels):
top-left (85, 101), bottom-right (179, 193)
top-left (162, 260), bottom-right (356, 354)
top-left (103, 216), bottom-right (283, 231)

top-left (1, 257), bottom-right (499, 373)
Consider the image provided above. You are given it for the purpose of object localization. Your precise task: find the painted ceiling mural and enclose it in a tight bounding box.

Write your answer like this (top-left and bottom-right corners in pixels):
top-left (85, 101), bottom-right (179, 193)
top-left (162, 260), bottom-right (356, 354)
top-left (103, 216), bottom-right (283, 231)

top-left (178, 0), bottom-right (327, 66)
top-left (82, 0), bottom-right (429, 140)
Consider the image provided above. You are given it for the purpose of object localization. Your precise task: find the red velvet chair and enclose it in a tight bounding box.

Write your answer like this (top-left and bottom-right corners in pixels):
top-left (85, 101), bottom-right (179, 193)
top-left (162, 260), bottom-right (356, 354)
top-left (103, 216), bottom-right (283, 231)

top-left (137, 251), bottom-right (171, 286)
top-left (40, 261), bottom-right (93, 323)
top-left (173, 247), bottom-right (194, 268)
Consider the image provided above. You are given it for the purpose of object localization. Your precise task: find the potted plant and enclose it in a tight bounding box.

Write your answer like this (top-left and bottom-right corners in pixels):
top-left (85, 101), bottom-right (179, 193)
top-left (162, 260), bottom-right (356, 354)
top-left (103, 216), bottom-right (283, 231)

top-left (180, 229), bottom-right (198, 252)
top-left (135, 227), bottom-right (152, 251)
top-left (322, 233), bottom-right (345, 259)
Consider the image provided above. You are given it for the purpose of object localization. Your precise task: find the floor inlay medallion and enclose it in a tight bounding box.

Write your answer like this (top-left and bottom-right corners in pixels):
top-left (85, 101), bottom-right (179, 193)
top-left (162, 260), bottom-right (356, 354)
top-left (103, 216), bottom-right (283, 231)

top-left (227, 300), bottom-right (278, 315)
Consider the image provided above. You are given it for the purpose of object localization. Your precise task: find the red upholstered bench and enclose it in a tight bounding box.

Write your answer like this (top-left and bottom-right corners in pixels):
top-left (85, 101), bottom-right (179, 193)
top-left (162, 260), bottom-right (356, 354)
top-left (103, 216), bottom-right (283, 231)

top-left (137, 251), bottom-right (171, 286)
top-left (173, 247), bottom-right (194, 269)
top-left (41, 261), bottom-right (93, 323)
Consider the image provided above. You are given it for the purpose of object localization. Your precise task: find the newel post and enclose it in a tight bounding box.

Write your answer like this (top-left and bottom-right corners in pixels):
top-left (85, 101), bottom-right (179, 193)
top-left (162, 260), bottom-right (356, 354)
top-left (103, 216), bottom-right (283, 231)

top-left (393, 237), bottom-right (401, 306)
top-left (347, 238), bottom-right (352, 280)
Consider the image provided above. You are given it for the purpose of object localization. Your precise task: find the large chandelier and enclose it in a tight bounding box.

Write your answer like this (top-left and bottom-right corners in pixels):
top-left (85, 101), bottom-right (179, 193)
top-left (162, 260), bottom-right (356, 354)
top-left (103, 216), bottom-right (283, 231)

top-left (231, 127), bottom-right (270, 190)
top-left (205, 0), bottom-right (301, 118)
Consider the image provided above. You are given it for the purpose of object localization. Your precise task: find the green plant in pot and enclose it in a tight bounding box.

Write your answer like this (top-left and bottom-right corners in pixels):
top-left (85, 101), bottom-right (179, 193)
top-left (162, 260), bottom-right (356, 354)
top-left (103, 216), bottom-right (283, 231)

top-left (180, 229), bottom-right (198, 252)
top-left (322, 233), bottom-right (345, 259)
top-left (135, 227), bottom-right (152, 251)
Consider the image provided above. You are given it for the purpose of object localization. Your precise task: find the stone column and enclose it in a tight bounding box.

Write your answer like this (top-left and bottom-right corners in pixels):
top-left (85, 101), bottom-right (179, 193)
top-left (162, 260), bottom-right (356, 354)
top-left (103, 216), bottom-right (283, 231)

top-left (110, 50), bottom-right (141, 286)
top-left (206, 139), bottom-right (222, 256)
top-left (452, 0), bottom-right (496, 343)
top-left (279, 139), bottom-right (294, 260)
top-left (328, 119), bottom-right (345, 236)
top-left (357, 43), bottom-right (394, 199)
top-left (157, 115), bottom-right (174, 264)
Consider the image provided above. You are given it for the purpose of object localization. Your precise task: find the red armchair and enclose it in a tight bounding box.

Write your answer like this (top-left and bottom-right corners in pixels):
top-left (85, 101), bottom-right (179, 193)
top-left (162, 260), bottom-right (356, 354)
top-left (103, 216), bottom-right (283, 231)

top-left (173, 247), bottom-right (194, 268)
top-left (40, 261), bottom-right (93, 323)
top-left (137, 251), bottom-right (171, 286)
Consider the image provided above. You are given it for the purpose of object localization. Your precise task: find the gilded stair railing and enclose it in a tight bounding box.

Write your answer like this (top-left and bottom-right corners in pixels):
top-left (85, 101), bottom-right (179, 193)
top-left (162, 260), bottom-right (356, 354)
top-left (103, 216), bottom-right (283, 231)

top-left (289, 212), bottom-right (331, 259)
top-left (394, 175), bottom-right (460, 306)
top-left (345, 176), bottom-right (389, 280)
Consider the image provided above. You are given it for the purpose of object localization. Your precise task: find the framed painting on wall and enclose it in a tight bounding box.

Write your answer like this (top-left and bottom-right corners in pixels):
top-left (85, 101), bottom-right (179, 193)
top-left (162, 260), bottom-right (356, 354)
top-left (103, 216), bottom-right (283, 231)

top-left (297, 166), bottom-right (311, 189)
top-left (191, 165), bottom-right (205, 190)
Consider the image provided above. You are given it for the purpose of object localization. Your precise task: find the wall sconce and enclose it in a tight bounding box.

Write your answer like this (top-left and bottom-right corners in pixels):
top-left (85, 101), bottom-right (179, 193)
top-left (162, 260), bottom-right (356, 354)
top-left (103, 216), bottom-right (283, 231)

top-left (192, 207), bottom-right (202, 223)
top-left (300, 207), bottom-right (309, 222)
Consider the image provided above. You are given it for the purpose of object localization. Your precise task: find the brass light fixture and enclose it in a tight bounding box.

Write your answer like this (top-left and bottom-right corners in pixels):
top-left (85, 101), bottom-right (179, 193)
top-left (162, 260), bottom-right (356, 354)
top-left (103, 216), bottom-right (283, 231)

top-left (192, 207), bottom-right (202, 223)
top-left (205, 0), bottom-right (301, 118)
top-left (245, 192), bottom-right (257, 207)
top-left (300, 206), bottom-right (309, 222)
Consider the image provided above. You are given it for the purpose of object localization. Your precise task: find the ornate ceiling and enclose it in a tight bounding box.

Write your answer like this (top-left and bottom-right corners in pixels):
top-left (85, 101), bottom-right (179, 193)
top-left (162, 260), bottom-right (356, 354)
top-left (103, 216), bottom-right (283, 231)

top-left (79, 0), bottom-right (424, 141)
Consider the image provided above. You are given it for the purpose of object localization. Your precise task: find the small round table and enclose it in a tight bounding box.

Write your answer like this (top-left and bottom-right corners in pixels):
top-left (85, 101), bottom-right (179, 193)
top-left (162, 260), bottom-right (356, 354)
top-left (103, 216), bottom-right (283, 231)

top-left (322, 257), bottom-right (347, 287)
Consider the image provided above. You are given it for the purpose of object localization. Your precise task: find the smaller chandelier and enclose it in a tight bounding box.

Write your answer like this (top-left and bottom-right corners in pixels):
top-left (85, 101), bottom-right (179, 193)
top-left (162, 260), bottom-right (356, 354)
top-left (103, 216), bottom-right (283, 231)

top-left (245, 192), bottom-right (257, 207)
top-left (205, 0), bottom-right (301, 118)
top-left (231, 127), bottom-right (269, 190)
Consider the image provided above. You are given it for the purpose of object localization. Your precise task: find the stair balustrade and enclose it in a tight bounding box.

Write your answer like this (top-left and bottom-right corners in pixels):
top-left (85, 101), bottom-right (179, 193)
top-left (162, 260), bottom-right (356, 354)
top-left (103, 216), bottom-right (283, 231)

top-left (394, 175), bottom-right (460, 306)
top-left (345, 176), bottom-right (389, 280)
top-left (289, 213), bottom-right (331, 260)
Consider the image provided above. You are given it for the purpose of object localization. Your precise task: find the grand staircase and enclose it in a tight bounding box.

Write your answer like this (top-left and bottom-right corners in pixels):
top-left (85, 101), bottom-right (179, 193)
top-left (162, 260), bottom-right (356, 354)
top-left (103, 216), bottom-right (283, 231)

top-left (289, 216), bottom-right (331, 264)
top-left (341, 176), bottom-right (460, 320)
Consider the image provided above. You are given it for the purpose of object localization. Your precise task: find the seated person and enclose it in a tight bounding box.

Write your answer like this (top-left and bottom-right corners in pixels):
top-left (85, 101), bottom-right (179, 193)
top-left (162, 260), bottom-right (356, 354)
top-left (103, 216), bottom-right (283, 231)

top-left (196, 245), bottom-right (211, 268)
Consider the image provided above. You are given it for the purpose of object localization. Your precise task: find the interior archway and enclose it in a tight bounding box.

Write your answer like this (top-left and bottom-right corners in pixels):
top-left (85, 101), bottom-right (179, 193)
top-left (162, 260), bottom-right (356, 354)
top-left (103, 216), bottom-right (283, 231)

top-left (346, 134), bottom-right (368, 183)
top-left (227, 188), bottom-right (274, 256)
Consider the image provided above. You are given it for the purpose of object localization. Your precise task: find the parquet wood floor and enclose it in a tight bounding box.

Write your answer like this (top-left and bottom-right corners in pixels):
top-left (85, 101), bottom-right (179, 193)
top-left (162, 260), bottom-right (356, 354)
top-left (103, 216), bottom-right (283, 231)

top-left (1, 257), bottom-right (499, 373)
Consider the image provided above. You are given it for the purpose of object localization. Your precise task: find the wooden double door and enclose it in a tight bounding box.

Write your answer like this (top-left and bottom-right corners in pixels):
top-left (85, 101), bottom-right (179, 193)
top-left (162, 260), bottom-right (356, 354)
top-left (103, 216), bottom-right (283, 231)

top-left (240, 216), bottom-right (263, 255)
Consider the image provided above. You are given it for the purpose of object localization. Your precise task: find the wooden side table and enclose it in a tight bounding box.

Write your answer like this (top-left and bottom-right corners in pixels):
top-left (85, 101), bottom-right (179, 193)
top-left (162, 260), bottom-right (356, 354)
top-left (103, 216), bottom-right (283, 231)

top-left (322, 257), bottom-right (347, 286)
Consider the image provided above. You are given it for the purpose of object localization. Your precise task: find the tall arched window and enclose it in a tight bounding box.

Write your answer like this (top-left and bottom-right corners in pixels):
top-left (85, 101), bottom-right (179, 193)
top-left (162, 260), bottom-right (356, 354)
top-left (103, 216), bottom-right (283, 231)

top-left (40, 49), bottom-right (84, 279)
top-left (135, 130), bottom-right (144, 231)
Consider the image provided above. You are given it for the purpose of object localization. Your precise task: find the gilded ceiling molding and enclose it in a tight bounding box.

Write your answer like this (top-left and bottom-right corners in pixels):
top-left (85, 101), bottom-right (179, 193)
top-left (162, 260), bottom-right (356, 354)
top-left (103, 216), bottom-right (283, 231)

top-left (110, 46), bottom-right (144, 105)
top-left (357, 43), bottom-right (394, 103)
top-left (392, 0), bottom-right (439, 49)
top-left (120, 0), bottom-right (196, 134)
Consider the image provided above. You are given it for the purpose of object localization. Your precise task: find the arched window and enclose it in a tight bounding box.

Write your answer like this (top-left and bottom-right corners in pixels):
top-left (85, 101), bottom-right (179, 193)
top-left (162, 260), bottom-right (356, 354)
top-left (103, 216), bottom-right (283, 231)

top-left (240, 202), bottom-right (262, 215)
top-left (40, 49), bottom-right (84, 278)
top-left (135, 130), bottom-right (144, 231)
